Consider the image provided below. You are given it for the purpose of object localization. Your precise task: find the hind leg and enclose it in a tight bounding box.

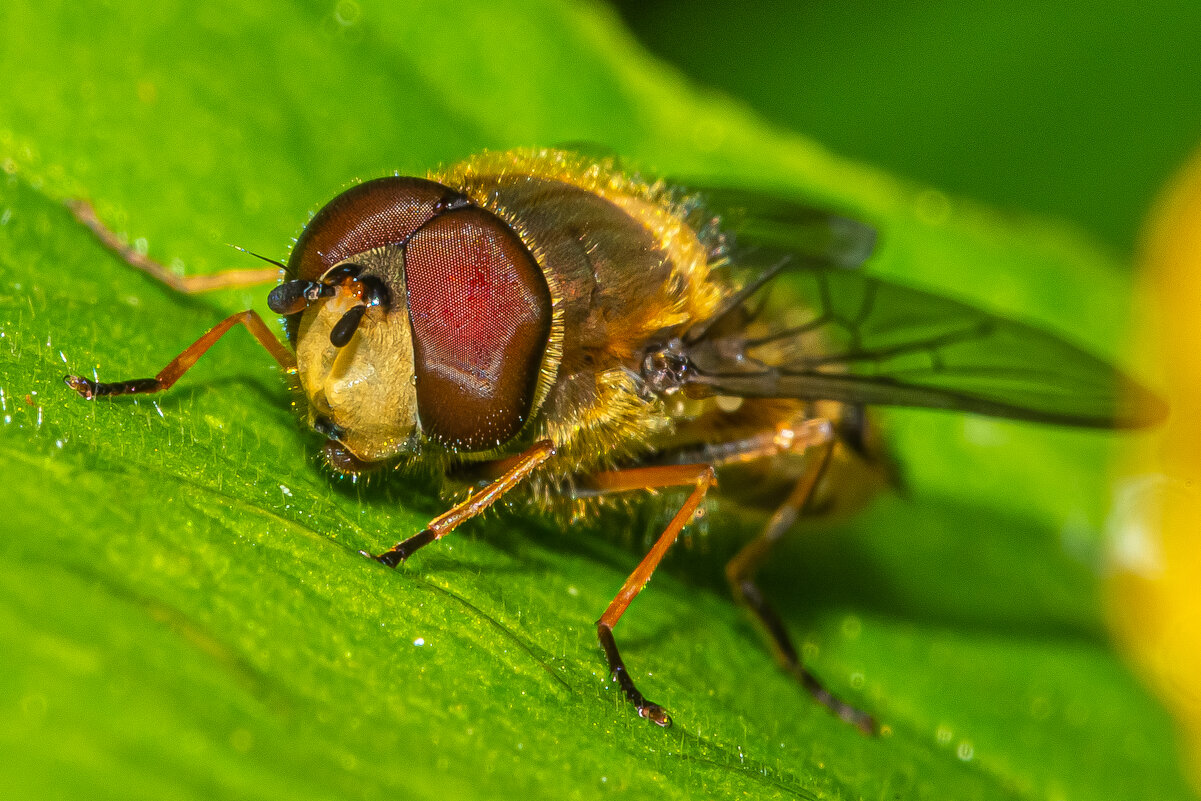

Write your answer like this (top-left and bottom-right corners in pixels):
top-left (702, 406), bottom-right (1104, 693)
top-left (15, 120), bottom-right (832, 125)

top-left (726, 440), bottom-right (876, 734)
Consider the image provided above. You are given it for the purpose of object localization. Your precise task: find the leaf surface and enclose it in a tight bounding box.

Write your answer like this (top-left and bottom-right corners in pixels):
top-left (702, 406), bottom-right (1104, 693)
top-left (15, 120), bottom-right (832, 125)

top-left (0, 2), bottom-right (1190, 799)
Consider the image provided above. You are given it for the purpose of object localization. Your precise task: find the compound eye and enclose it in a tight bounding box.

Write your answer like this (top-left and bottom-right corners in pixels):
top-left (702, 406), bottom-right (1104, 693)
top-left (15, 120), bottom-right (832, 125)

top-left (283, 176), bottom-right (450, 342)
top-left (404, 206), bottom-right (552, 450)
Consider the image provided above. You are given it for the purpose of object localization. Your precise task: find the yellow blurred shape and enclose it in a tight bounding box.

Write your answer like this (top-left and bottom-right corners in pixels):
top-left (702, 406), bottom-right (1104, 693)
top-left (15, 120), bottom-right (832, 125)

top-left (1110, 144), bottom-right (1201, 794)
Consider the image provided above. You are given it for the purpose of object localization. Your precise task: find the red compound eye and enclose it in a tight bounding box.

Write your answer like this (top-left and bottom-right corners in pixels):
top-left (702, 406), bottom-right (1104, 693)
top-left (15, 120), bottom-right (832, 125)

top-left (404, 206), bottom-right (552, 450)
top-left (284, 177), bottom-right (449, 343)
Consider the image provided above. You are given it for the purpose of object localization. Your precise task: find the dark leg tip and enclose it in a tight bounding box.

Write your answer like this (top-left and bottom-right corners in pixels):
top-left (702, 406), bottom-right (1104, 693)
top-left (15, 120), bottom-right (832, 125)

top-left (361, 548), bottom-right (404, 569)
top-left (360, 528), bottom-right (436, 569)
top-left (639, 703), bottom-right (673, 728)
top-left (845, 709), bottom-right (877, 737)
top-left (64, 374), bottom-right (96, 400)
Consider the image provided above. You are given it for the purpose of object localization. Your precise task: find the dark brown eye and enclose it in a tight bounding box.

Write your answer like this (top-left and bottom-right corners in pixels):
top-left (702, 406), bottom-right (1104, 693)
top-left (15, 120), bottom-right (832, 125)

top-left (284, 177), bottom-right (449, 342)
top-left (404, 206), bottom-right (552, 450)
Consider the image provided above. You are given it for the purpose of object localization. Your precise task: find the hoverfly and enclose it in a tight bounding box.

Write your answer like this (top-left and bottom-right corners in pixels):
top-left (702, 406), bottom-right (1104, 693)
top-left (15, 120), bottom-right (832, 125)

top-left (64, 149), bottom-right (1164, 732)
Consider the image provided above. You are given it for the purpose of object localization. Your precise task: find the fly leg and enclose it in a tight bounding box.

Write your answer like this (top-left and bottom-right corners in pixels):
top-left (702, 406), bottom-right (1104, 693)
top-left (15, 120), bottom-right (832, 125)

top-left (364, 440), bottom-right (557, 567)
top-left (64, 202), bottom-right (293, 397)
top-left (579, 463), bottom-right (718, 726)
top-left (68, 199), bottom-right (280, 292)
top-left (65, 310), bottom-right (296, 399)
top-left (726, 438), bottom-right (877, 734)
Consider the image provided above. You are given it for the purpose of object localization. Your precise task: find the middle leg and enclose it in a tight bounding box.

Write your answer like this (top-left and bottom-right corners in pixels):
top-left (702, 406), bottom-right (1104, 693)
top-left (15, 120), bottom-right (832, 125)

top-left (580, 463), bottom-right (718, 726)
top-left (577, 415), bottom-right (841, 726)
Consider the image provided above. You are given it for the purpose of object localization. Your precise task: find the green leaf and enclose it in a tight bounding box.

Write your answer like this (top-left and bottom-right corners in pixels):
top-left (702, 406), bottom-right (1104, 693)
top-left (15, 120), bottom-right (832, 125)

top-left (0, 2), bottom-right (1191, 800)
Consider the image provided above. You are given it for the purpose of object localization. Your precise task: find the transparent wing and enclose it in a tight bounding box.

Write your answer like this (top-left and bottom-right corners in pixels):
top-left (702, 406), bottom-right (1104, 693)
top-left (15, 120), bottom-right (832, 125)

top-left (687, 185), bottom-right (878, 268)
top-left (675, 258), bottom-right (1165, 429)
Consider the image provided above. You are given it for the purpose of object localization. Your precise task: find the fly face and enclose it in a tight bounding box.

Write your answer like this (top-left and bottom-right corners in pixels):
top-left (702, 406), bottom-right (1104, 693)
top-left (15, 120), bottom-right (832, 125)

top-left (271, 175), bottom-right (556, 469)
top-left (284, 253), bottom-right (417, 466)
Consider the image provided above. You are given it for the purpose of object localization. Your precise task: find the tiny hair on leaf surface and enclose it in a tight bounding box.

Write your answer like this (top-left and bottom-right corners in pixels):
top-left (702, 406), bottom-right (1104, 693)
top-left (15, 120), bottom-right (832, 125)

top-left (0, 2), bottom-right (1192, 800)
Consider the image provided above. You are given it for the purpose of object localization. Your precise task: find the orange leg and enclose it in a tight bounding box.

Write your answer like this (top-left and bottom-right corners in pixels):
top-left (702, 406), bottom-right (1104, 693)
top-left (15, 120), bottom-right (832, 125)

top-left (582, 463), bottom-right (718, 726)
top-left (68, 199), bottom-right (280, 293)
top-left (687, 417), bottom-right (835, 468)
top-left (65, 309), bottom-right (296, 399)
top-left (726, 440), bottom-right (876, 734)
top-left (365, 440), bottom-right (557, 568)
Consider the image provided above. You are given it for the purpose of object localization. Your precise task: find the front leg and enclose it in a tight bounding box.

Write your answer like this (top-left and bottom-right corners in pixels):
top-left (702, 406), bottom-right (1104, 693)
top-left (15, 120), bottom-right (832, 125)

top-left (363, 440), bottom-right (556, 567)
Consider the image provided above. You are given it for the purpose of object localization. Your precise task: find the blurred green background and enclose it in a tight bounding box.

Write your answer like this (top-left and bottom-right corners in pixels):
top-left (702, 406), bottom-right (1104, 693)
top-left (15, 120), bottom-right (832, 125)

top-left (615, 0), bottom-right (1201, 256)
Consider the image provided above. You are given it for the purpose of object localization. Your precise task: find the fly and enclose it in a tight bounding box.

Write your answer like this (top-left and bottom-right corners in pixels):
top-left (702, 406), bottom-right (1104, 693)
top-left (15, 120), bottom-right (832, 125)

top-left (64, 148), bottom-right (1166, 732)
